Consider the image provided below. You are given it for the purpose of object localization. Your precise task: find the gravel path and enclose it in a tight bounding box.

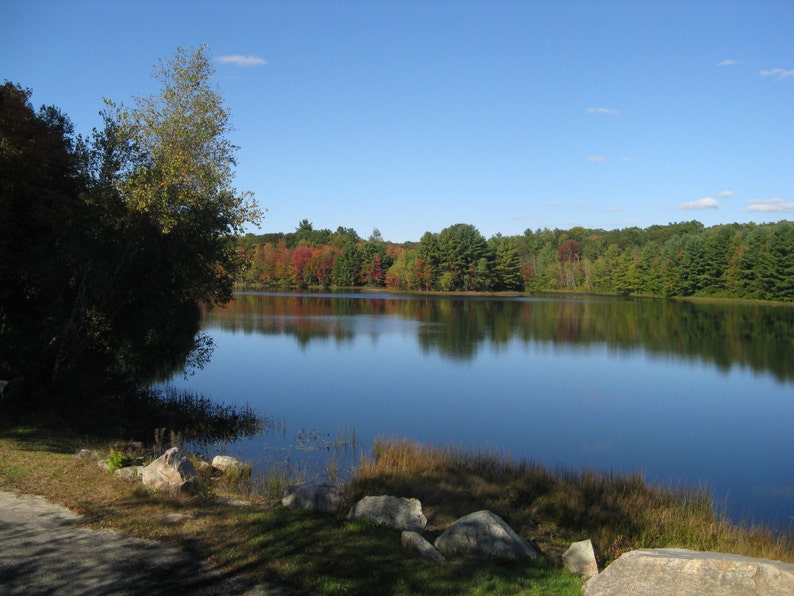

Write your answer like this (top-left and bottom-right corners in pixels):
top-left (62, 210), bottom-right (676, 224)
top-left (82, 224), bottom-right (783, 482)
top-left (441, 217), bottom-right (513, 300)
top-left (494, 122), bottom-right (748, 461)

top-left (0, 489), bottom-right (299, 595)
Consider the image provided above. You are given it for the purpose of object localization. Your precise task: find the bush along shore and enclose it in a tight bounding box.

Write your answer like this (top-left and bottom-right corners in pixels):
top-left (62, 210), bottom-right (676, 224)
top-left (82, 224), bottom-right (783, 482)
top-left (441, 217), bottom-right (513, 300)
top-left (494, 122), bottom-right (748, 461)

top-left (1, 420), bottom-right (793, 595)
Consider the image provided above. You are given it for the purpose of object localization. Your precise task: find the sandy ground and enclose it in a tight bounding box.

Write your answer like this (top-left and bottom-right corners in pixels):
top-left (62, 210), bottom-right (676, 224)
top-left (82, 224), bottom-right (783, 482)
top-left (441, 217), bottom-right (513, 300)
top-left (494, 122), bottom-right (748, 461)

top-left (0, 488), bottom-right (299, 595)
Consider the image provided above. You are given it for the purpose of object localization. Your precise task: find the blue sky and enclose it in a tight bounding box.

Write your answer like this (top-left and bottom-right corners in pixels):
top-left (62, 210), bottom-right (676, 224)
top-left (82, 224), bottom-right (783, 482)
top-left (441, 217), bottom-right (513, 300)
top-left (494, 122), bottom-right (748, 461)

top-left (3, 1), bottom-right (793, 242)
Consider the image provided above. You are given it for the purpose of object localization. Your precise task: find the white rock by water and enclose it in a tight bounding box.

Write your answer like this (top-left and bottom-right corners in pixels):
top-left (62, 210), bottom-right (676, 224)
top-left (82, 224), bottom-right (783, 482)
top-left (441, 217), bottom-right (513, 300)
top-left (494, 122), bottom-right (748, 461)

top-left (434, 510), bottom-right (538, 560)
top-left (582, 548), bottom-right (794, 596)
top-left (211, 455), bottom-right (251, 475)
top-left (141, 447), bottom-right (197, 493)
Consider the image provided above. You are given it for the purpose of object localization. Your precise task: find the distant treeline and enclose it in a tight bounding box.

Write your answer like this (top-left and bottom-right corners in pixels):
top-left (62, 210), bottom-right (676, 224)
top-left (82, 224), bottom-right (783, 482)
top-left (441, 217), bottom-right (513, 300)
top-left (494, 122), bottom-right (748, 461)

top-left (237, 219), bottom-right (794, 301)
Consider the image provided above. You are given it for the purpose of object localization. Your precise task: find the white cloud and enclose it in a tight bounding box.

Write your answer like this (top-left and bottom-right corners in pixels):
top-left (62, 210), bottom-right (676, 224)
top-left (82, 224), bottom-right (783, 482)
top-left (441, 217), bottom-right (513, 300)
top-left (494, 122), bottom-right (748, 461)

top-left (586, 155), bottom-right (605, 163)
top-left (677, 197), bottom-right (719, 210)
top-left (586, 107), bottom-right (620, 116)
top-left (718, 190), bottom-right (735, 198)
top-left (718, 59), bottom-right (739, 67)
top-left (619, 156), bottom-right (636, 162)
top-left (743, 198), bottom-right (794, 212)
top-left (217, 54), bottom-right (268, 67)
top-left (760, 68), bottom-right (794, 80)
top-left (546, 201), bottom-right (565, 207)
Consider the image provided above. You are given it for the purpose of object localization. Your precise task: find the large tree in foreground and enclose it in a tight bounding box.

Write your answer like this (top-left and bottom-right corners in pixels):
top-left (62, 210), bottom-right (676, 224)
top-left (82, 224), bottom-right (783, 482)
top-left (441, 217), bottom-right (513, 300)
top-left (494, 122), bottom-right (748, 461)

top-left (0, 46), bottom-right (261, 402)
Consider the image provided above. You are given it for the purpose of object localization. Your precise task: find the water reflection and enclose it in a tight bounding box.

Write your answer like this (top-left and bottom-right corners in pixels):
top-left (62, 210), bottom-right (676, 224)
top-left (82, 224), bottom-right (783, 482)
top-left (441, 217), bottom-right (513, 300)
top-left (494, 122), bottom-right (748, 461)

top-left (204, 292), bottom-right (794, 383)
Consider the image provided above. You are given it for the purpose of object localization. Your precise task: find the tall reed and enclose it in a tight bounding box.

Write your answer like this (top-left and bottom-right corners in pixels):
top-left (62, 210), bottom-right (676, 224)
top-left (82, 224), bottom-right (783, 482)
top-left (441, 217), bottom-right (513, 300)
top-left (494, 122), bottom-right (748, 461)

top-left (350, 437), bottom-right (794, 564)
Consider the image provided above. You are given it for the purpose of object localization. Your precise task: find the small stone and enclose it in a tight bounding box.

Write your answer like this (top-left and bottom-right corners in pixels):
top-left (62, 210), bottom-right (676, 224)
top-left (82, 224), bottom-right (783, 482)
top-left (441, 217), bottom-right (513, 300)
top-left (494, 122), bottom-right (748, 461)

top-left (211, 455), bottom-right (251, 475)
top-left (563, 539), bottom-right (599, 578)
top-left (159, 512), bottom-right (194, 525)
top-left (114, 466), bottom-right (144, 480)
top-left (402, 531), bottom-right (446, 562)
top-left (218, 498), bottom-right (252, 507)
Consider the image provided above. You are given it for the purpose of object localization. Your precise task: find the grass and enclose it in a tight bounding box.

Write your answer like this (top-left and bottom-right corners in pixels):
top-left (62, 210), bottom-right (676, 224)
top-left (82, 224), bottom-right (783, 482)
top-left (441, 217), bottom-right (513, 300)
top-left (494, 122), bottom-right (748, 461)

top-left (350, 438), bottom-right (794, 565)
top-left (1, 426), bottom-right (791, 595)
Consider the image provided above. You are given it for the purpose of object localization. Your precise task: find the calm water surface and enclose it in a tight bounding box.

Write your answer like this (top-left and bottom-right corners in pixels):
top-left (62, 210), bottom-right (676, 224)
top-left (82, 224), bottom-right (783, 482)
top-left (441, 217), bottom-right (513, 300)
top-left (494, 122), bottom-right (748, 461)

top-left (165, 292), bottom-right (794, 529)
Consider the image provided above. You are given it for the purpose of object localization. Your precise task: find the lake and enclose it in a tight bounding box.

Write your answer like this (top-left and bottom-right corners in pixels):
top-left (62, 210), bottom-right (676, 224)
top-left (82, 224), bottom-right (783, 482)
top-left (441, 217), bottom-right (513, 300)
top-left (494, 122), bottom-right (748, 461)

top-left (164, 291), bottom-right (794, 530)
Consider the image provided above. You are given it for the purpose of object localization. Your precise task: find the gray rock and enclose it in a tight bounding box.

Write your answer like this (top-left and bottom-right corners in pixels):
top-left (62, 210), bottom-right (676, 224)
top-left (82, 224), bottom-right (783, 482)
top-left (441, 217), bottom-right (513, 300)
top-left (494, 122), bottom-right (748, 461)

top-left (434, 510), bottom-right (538, 560)
top-left (211, 455), bottom-right (251, 475)
top-left (348, 495), bottom-right (427, 531)
top-left (159, 512), bottom-right (194, 525)
top-left (140, 447), bottom-right (197, 493)
top-left (218, 497), bottom-right (253, 507)
top-left (563, 539), bottom-right (598, 578)
top-left (582, 548), bottom-right (794, 596)
top-left (114, 466), bottom-right (144, 481)
top-left (402, 531), bottom-right (446, 562)
top-left (74, 449), bottom-right (100, 460)
top-left (282, 481), bottom-right (345, 513)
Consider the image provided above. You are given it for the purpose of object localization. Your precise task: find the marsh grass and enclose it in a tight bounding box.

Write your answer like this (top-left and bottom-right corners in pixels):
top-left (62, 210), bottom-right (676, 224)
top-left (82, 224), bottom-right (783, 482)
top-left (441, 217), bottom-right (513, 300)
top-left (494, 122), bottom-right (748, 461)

top-left (350, 438), bottom-right (794, 565)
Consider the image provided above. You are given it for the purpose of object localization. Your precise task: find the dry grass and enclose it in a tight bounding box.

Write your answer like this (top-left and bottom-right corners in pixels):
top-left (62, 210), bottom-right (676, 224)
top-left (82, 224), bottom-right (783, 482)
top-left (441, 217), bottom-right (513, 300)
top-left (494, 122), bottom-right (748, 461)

top-left (349, 437), bottom-right (794, 565)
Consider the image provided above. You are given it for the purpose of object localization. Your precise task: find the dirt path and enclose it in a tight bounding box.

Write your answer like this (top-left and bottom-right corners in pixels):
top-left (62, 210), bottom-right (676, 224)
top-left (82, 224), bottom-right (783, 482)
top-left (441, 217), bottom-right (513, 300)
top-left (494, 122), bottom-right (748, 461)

top-left (0, 489), bottom-right (298, 595)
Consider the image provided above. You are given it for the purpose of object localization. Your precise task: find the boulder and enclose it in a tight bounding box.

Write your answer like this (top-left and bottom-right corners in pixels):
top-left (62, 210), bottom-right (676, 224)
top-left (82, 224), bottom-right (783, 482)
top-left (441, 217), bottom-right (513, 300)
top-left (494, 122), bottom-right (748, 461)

top-left (563, 539), bottom-right (598, 578)
top-left (211, 455), bottom-right (251, 476)
top-left (282, 481), bottom-right (345, 513)
top-left (141, 447), bottom-right (197, 493)
top-left (402, 531), bottom-right (446, 562)
top-left (434, 510), bottom-right (538, 560)
top-left (348, 495), bottom-right (427, 532)
top-left (582, 548), bottom-right (794, 596)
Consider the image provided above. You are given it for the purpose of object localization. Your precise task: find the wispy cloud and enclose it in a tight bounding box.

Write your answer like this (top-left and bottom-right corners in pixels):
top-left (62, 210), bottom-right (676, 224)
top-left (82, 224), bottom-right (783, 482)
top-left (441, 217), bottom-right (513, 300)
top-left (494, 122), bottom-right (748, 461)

top-left (217, 54), bottom-right (268, 67)
top-left (677, 197), bottom-right (719, 210)
top-left (717, 59), bottom-right (740, 67)
top-left (586, 107), bottom-right (620, 116)
top-left (546, 201), bottom-right (565, 207)
top-left (619, 157), bottom-right (636, 162)
top-left (586, 155), bottom-right (605, 163)
top-left (718, 190), bottom-right (735, 198)
top-left (760, 68), bottom-right (794, 80)
top-left (743, 198), bottom-right (794, 212)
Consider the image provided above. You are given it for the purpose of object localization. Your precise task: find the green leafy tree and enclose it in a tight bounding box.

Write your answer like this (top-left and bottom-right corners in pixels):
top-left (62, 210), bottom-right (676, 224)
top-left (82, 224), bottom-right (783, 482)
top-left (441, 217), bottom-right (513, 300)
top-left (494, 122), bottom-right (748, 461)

top-left (114, 45), bottom-right (261, 303)
top-left (332, 241), bottom-right (361, 287)
top-left (436, 223), bottom-right (490, 291)
top-left (1, 46), bottom-right (261, 403)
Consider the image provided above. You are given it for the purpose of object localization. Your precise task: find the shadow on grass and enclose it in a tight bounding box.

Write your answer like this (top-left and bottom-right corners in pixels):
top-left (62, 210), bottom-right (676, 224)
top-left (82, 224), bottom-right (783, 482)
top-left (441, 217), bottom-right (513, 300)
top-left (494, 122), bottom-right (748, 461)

top-left (196, 507), bottom-right (583, 595)
top-left (0, 424), bottom-right (86, 454)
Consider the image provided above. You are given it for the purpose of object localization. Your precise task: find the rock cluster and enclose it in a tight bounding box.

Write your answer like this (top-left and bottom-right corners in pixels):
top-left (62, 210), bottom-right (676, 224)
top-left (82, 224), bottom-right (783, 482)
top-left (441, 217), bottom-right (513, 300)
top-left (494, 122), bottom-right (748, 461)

top-left (282, 482), bottom-right (538, 563)
top-left (83, 447), bottom-right (254, 497)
